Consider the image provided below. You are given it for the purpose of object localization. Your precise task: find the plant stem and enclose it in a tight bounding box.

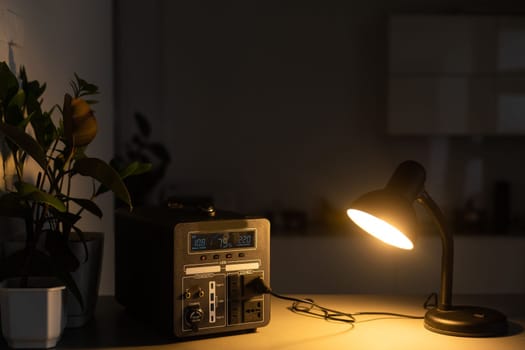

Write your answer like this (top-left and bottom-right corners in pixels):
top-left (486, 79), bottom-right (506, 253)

top-left (40, 137), bottom-right (60, 192)
top-left (63, 150), bottom-right (76, 240)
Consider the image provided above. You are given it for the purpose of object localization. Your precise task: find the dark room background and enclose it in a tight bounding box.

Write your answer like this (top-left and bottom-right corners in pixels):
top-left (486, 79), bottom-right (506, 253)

top-left (115, 1), bottom-right (525, 235)
top-left (2, 0), bottom-right (525, 296)
top-left (114, 0), bottom-right (525, 295)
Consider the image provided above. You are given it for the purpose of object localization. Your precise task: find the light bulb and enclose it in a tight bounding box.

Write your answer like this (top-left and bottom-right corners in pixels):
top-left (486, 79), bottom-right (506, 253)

top-left (347, 209), bottom-right (414, 250)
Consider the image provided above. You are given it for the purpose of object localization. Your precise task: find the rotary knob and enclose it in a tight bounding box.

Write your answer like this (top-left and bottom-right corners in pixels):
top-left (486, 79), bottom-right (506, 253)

top-left (185, 305), bottom-right (204, 331)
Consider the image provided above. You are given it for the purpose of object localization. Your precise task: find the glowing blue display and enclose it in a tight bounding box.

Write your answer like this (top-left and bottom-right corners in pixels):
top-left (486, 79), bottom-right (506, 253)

top-left (190, 230), bottom-right (255, 252)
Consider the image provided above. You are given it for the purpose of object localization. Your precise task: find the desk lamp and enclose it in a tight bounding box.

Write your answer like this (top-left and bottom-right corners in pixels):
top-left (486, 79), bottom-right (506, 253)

top-left (347, 160), bottom-right (507, 337)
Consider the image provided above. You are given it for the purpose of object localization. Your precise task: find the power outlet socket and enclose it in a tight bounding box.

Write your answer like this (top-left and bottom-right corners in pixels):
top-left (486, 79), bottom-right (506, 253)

top-left (243, 300), bottom-right (263, 323)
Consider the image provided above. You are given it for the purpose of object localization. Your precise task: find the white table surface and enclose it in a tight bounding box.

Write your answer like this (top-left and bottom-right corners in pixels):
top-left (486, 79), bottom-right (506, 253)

top-left (20, 294), bottom-right (525, 350)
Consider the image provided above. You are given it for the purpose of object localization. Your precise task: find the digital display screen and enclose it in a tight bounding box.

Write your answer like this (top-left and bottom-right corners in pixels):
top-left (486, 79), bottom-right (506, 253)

top-left (190, 230), bottom-right (256, 252)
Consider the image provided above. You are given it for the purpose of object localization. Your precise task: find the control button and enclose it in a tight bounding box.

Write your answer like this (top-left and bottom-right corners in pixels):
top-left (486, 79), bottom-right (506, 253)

top-left (200, 255), bottom-right (207, 261)
top-left (226, 253), bottom-right (233, 259)
top-left (213, 254), bottom-right (220, 259)
top-left (238, 252), bottom-right (245, 257)
top-left (185, 305), bottom-right (204, 331)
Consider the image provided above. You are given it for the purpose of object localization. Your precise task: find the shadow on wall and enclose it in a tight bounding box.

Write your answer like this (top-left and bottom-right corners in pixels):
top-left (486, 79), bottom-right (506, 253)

top-left (113, 112), bottom-right (171, 207)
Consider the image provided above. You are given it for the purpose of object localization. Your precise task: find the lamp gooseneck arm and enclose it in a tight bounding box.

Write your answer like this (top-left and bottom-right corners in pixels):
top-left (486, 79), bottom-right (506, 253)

top-left (417, 190), bottom-right (454, 310)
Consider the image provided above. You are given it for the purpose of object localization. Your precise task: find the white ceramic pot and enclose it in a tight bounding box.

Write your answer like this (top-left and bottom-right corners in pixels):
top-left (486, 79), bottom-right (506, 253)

top-left (0, 277), bottom-right (67, 349)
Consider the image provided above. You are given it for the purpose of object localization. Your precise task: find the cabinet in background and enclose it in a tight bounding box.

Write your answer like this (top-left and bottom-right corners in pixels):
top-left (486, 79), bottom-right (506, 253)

top-left (388, 15), bottom-right (525, 135)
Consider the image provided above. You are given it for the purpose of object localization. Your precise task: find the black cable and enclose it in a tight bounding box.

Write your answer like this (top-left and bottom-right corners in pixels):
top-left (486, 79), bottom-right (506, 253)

top-left (249, 277), bottom-right (425, 324)
top-left (271, 291), bottom-right (357, 323)
top-left (424, 292), bottom-right (438, 309)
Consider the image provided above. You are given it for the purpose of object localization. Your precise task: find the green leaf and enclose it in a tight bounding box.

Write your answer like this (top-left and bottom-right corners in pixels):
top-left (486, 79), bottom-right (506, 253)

top-left (30, 109), bottom-right (58, 151)
top-left (120, 161), bottom-right (152, 179)
top-left (0, 122), bottom-right (49, 171)
top-left (70, 197), bottom-right (103, 218)
top-left (20, 66), bottom-right (46, 102)
top-left (98, 160), bottom-right (151, 197)
top-left (0, 62), bottom-right (19, 105)
top-left (49, 210), bottom-right (81, 229)
top-left (73, 157), bottom-right (132, 209)
top-left (74, 73), bottom-right (99, 96)
top-left (4, 103), bottom-right (25, 126)
top-left (15, 182), bottom-right (66, 212)
top-left (8, 89), bottom-right (25, 108)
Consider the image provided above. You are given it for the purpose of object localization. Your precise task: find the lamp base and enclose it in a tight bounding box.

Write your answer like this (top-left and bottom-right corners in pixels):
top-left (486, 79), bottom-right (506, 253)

top-left (424, 306), bottom-right (507, 337)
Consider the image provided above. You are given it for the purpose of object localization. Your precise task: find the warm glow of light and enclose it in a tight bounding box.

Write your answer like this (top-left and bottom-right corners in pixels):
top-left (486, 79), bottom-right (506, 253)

top-left (347, 209), bottom-right (414, 250)
top-left (0, 152), bottom-right (16, 190)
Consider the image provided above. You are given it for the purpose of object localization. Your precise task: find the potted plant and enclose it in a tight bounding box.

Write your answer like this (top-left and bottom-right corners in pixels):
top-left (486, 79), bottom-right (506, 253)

top-left (0, 61), bottom-right (149, 348)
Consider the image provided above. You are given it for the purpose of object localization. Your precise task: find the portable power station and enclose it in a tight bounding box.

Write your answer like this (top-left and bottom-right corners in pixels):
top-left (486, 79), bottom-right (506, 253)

top-left (115, 205), bottom-right (271, 338)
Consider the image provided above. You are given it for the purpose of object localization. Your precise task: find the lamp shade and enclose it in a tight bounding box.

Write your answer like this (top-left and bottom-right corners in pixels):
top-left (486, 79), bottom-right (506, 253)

top-left (347, 161), bottom-right (426, 250)
top-left (348, 189), bottom-right (417, 250)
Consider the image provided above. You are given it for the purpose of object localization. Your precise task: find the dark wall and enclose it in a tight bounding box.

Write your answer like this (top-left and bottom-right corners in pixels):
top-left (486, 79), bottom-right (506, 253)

top-left (115, 0), bottom-right (525, 233)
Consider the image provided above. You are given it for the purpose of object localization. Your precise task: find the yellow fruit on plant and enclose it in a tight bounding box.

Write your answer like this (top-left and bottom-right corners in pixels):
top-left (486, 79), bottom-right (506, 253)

top-left (71, 98), bottom-right (91, 118)
top-left (71, 98), bottom-right (97, 146)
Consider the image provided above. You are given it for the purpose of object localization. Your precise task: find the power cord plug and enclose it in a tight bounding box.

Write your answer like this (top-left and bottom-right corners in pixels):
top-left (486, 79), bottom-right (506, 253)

top-left (248, 276), bottom-right (272, 295)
